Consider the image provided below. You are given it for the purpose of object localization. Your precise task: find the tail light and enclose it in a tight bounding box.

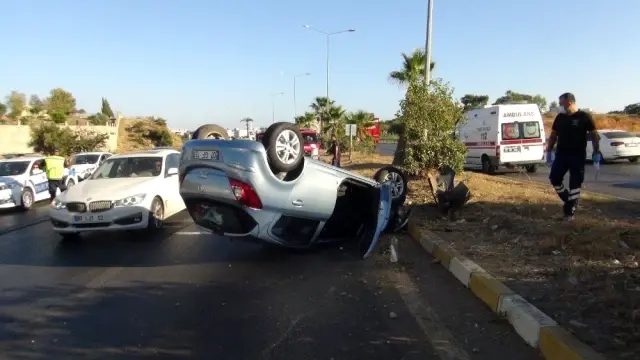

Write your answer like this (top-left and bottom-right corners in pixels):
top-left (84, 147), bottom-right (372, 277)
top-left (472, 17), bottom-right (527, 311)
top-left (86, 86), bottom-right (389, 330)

top-left (610, 141), bottom-right (624, 147)
top-left (228, 178), bottom-right (263, 209)
top-left (495, 146), bottom-right (500, 158)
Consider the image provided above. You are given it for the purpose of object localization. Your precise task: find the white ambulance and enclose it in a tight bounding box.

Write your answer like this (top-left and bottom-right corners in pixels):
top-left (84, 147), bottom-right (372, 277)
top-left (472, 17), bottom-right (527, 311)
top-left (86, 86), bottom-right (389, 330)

top-left (457, 104), bottom-right (546, 174)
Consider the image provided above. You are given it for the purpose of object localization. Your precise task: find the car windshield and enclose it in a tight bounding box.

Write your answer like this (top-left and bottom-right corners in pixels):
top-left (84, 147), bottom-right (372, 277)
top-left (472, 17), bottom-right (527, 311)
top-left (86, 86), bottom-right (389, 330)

top-left (602, 131), bottom-right (634, 139)
top-left (71, 154), bottom-right (100, 165)
top-left (90, 157), bottom-right (163, 179)
top-left (302, 133), bottom-right (318, 144)
top-left (0, 161), bottom-right (30, 176)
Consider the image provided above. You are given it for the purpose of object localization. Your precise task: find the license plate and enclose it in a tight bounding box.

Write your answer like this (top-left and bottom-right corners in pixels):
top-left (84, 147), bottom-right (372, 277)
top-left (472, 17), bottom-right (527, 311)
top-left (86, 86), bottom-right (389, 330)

top-left (504, 146), bottom-right (521, 153)
top-left (73, 215), bottom-right (104, 223)
top-left (192, 150), bottom-right (220, 161)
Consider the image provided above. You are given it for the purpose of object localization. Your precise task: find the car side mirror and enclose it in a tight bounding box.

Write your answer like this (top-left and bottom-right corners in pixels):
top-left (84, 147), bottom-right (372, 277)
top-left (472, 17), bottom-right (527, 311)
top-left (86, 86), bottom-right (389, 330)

top-left (166, 167), bottom-right (178, 176)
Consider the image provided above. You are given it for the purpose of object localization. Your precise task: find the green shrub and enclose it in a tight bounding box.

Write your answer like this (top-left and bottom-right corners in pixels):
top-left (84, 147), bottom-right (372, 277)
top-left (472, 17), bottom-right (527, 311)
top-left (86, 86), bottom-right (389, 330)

top-left (394, 78), bottom-right (467, 175)
top-left (28, 122), bottom-right (108, 156)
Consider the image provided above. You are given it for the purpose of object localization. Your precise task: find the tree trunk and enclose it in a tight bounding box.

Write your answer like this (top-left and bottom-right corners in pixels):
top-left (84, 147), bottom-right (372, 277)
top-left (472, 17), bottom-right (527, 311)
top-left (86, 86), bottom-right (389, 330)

top-left (392, 124), bottom-right (406, 166)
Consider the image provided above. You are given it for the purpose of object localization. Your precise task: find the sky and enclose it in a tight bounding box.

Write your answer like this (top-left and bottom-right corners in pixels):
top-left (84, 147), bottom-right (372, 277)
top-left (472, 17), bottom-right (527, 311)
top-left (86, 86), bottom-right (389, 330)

top-left (2, 0), bottom-right (639, 129)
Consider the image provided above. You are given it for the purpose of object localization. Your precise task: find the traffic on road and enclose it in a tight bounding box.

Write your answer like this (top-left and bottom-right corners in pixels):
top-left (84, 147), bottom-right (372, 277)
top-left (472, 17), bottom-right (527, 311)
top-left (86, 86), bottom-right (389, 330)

top-left (0, 124), bottom-right (545, 359)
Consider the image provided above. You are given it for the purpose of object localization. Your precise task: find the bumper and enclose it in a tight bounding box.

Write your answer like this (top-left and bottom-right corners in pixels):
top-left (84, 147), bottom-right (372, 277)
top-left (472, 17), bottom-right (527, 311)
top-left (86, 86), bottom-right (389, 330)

top-left (613, 148), bottom-right (640, 159)
top-left (49, 206), bottom-right (150, 233)
top-left (0, 188), bottom-right (21, 209)
top-left (489, 156), bottom-right (544, 167)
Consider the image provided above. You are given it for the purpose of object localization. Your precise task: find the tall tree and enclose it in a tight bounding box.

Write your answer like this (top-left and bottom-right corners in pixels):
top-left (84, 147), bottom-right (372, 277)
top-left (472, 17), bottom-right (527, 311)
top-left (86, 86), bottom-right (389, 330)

top-left (0, 102), bottom-right (7, 117)
top-left (549, 101), bottom-right (558, 110)
top-left (294, 112), bottom-right (316, 128)
top-left (623, 102), bottom-right (640, 115)
top-left (388, 48), bottom-right (436, 86)
top-left (309, 96), bottom-right (335, 134)
top-left (29, 94), bottom-right (45, 114)
top-left (493, 90), bottom-right (547, 112)
top-left (5, 91), bottom-right (27, 119)
top-left (101, 97), bottom-right (114, 118)
top-left (46, 88), bottom-right (76, 115)
top-left (460, 94), bottom-right (489, 111)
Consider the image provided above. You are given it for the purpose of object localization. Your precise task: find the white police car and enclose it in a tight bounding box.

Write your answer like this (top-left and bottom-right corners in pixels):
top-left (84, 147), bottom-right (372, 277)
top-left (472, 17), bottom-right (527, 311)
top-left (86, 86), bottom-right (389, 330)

top-left (0, 156), bottom-right (78, 211)
top-left (70, 152), bottom-right (113, 181)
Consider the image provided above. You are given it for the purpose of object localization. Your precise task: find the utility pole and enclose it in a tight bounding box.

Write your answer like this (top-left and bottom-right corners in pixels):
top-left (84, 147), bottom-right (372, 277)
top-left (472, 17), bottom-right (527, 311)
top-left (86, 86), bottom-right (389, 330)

top-left (424, 0), bottom-right (434, 84)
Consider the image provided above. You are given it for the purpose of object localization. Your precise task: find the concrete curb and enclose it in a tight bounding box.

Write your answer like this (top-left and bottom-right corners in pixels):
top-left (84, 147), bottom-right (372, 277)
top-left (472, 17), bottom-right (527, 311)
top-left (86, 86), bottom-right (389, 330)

top-left (407, 217), bottom-right (607, 360)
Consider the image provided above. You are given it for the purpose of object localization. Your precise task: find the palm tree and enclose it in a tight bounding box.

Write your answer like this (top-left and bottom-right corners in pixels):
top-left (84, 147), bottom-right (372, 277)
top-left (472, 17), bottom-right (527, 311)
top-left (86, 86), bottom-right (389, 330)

top-left (294, 112), bottom-right (316, 129)
top-left (322, 105), bottom-right (346, 136)
top-left (345, 110), bottom-right (376, 140)
top-left (309, 96), bottom-right (335, 133)
top-left (388, 48), bottom-right (435, 86)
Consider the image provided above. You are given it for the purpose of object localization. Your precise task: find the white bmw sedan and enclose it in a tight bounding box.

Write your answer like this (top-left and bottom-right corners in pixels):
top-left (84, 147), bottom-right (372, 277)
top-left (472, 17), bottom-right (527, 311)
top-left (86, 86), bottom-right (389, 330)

top-left (49, 149), bottom-right (185, 240)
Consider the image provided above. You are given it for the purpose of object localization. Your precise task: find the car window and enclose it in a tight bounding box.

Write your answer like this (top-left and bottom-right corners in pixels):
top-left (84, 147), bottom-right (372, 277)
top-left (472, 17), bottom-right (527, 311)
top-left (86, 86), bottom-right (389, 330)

top-left (72, 154), bottom-right (100, 165)
top-left (164, 154), bottom-right (179, 175)
top-left (0, 161), bottom-right (30, 176)
top-left (90, 157), bottom-right (163, 179)
top-left (602, 131), bottom-right (634, 139)
top-left (501, 122), bottom-right (541, 140)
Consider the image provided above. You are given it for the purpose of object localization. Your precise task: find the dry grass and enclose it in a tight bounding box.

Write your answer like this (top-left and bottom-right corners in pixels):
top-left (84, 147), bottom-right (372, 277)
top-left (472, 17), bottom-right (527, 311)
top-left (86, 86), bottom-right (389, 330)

top-left (342, 152), bottom-right (640, 358)
top-left (543, 113), bottom-right (640, 134)
top-left (116, 119), bottom-right (182, 153)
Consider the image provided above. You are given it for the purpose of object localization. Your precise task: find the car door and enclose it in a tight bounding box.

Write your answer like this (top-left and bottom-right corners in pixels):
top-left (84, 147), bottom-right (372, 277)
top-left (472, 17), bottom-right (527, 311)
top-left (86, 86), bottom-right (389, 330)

top-left (163, 153), bottom-right (184, 216)
top-left (29, 160), bottom-right (49, 201)
top-left (357, 182), bottom-right (392, 259)
top-left (585, 132), bottom-right (594, 161)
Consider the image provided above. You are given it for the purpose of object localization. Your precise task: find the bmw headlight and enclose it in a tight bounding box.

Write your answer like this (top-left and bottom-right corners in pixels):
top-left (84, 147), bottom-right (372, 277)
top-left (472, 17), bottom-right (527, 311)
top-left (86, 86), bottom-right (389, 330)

top-left (114, 194), bottom-right (147, 207)
top-left (51, 198), bottom-right (66, 210)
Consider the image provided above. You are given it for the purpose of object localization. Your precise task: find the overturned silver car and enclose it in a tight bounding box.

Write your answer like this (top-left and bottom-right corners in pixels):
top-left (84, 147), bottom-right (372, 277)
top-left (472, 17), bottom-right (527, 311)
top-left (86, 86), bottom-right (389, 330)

top-left (178, 122), bottom-right (409, 259)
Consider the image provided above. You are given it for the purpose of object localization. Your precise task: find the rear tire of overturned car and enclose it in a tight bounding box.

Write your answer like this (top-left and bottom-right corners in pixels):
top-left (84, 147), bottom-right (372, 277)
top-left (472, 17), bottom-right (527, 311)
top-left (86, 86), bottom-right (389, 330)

top-left (192, 124), bottom-right (229, 140)
top-left (374, 166), bottom-right (408, 207)
top-left (262, 122), bottom-right (304, 173)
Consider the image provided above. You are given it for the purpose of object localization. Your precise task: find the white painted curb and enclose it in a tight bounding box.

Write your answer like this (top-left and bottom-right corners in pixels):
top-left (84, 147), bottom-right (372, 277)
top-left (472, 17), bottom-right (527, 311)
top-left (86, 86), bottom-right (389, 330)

top-left (498, 294), bottom-right (558, 348)
top-left (448, 257), bottom-right (486, 288)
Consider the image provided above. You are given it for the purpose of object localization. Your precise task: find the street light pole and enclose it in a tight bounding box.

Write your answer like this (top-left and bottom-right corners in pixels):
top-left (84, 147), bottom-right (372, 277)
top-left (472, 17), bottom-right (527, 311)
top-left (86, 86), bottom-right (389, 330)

top-left (424, 0), bottom-right (434, 84)
top-left (303, 25), bottom-right (355, 131)
top-left (270, 92), bottom-right (284, 124)
top-left (293, 72), bottom-right (311, 119)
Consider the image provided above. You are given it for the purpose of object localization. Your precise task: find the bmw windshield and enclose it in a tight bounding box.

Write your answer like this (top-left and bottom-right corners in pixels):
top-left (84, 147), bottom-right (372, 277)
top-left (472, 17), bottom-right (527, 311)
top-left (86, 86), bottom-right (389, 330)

top-left (90, 157), bottom-right (163, 179)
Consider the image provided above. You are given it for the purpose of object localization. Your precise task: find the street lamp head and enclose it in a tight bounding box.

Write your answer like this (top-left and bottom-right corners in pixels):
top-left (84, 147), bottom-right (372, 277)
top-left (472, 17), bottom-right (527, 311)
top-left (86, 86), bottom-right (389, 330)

top-left (303, 25), bottom-right (311, 29)
top-left (305, 72), bottom-right (311, 75)
top-left (348, 29), bottom-right (356, 32)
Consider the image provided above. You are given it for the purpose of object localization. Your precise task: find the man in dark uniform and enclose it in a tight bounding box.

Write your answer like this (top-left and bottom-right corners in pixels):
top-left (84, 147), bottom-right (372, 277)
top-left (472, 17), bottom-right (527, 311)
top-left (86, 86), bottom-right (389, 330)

top-left (546, 92), bottom-right (600, 220)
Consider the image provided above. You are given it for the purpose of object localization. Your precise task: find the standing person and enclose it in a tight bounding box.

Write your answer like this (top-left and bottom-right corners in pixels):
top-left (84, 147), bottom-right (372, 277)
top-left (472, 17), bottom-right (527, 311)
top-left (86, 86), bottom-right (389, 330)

top-left (330, 134), bottom-right (341, 167)
top-left (44, 148), bottom-right (67, 203)
top-left (546, 93), bottom-right (600, 220)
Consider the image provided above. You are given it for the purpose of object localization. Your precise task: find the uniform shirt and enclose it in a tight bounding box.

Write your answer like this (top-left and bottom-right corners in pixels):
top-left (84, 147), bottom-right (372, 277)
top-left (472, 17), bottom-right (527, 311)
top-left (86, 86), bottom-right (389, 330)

top-left (44, 155), bottom-right (65, 180)
top-left (551, 110), bottom-right (596, 156)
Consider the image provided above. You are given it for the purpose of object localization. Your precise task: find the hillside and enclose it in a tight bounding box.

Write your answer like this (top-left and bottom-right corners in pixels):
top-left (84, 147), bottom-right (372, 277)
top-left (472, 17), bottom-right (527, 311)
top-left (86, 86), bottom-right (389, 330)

top-left (543, 113), bottom-right (640, 134)
top-left (117, 118), bottom-right (184, 153)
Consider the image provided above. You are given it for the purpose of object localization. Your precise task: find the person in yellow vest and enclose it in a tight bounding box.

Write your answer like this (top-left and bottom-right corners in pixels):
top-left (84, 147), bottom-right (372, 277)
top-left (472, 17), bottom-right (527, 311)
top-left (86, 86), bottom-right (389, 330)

top-left (44, 148), bottom-right (67, 202)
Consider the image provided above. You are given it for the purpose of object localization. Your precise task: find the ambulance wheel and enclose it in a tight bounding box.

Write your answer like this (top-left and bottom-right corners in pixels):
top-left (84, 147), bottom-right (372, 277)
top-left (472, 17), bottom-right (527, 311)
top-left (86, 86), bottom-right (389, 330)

top-left (481, 156), bottom-right (496, 175)
top-left (525, 165), bottom-right (538, 173)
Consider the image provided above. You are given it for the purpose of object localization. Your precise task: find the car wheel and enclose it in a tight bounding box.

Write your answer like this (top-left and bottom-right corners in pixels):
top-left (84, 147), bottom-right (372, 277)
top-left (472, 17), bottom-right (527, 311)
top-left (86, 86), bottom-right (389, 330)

top-left (191, 124), bottom-right (229, 140)
top-left (147, 196), bottom-right (164, 231)
top-left (60, 233), bottom-right (80, 242)
top-left (263, 122), bottom-right (304, 173)
top-left (629, 157), bottom-right (638, 163)
top-left (374, 166), bottom-right (408, 207)
top-left (525, 164), bottom-right (538, 173)
top-left (19, 188), bottom-right (34, 211)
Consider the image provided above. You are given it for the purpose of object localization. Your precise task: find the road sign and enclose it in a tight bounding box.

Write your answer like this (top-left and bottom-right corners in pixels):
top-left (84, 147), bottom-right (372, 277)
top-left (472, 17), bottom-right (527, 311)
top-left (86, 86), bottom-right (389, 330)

top-left (345, 124), bottom-right (357, 136)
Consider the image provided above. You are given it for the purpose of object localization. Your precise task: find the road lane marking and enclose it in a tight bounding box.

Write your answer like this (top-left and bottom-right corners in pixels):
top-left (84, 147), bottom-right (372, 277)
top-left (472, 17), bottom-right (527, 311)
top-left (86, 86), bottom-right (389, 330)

top-left (391, 271), bottom-right (471, 360)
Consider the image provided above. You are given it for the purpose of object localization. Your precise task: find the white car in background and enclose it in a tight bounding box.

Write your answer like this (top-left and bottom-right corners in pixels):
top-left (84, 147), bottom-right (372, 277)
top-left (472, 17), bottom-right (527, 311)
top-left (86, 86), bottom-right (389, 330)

top-left (0, 156), bottom-right (78, 211)
top-left (49, 149), bottom-right (185, 240)
top-left (587, 129), bottom-right (640, 163)
top-left (70, 152), bottom-right (113, 181)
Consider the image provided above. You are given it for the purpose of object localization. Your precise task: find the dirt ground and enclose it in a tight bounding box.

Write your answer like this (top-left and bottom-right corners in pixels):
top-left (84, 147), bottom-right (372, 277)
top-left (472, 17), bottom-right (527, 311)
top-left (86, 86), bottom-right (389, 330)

top-left (339, 152), bottom-right (640, 359)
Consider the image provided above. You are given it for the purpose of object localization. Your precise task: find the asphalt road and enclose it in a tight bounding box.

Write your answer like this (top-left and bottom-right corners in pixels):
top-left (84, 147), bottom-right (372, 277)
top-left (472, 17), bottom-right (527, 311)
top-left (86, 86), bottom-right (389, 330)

top-left (0, 209), bottom-right (542, 360)
top-left (377, 143), bottom-right (640, 201)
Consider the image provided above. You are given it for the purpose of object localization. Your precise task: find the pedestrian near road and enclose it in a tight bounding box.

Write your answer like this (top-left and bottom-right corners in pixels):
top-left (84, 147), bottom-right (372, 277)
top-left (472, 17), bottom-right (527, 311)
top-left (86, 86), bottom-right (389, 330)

top-left (44, 148), bottom-right (67, 203)
top-left (546, 92), bottom-right (601, 220)
top-left (330, 134), bottom-right (341, 167)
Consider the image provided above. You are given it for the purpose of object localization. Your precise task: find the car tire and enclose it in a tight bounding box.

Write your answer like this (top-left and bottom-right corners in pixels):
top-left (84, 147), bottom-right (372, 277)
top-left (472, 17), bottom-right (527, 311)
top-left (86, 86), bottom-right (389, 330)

top-left (147, 196), bottom-right (164, 232)
top-left (19, 188), bottom-right (34, 211)
top-left (60, 233), bottom-right (80, 242)
top-left (629, 157), bottom-right (638, 163)
top-left (374, 166), bottom-right (408, 207)
top-left (525, 164), bottom-right (538, 173)
top-left (262, 122), bottom-right (304, 173)
top-left (191, 124), bottom-right (229, 140)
